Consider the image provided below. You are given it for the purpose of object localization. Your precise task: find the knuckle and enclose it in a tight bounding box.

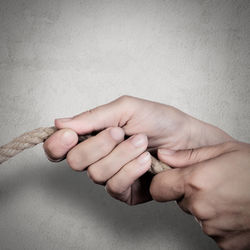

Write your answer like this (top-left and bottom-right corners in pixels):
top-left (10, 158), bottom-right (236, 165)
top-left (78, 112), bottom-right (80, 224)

top-left (116, 95), bottom-right (135, 112)
top-left (106, 181), bottom-right (123, 195)
top-left (201, 223), bottom-right (216, 237)
top-left (66, 151), bottom-right (82, 171)
top-left (117, 95), bottom-right (132, 103)
top-left (188, 169), bottom-right (205, 190)
top-left (87, 166), bottom-right (104, 184)
top-left (190, 201), bottom-right (207, 219)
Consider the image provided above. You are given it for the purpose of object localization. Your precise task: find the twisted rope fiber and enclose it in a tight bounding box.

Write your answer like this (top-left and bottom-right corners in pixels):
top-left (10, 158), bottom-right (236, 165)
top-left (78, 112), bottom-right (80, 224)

top-left (0, 127), bottom-right (170, 174)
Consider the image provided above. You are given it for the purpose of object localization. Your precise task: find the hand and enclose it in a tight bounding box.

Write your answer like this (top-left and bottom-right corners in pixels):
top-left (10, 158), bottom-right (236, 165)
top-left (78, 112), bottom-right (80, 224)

top-left (150, 141), bottom-right (250, 250)
top-left (43, 95), bottom-right (233, 205)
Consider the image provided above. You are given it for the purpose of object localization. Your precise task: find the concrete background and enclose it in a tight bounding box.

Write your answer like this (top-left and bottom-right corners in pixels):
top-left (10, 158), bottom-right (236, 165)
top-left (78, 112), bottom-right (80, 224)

top-left (0, 0), bottom-right (249, 249)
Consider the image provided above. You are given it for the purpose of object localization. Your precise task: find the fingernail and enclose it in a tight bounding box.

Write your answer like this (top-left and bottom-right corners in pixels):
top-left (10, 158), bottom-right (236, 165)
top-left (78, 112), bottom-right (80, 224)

top-left (109, 127), bottom-right (124, 141)
top-left (62, 130), bottom-right (76, 146)
top-left (158, 148), bottom-right (176, 155)
top-left (137, 152), bottom-right (151, 164)
top-left (55, 118), bottom-right (72, 123)
top-left (131, 134), bottom-right (147, 147)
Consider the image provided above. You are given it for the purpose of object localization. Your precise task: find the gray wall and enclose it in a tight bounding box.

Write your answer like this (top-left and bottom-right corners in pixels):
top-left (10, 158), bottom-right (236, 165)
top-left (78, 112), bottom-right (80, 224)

top-left (0, 0), bottom-right (249, 249)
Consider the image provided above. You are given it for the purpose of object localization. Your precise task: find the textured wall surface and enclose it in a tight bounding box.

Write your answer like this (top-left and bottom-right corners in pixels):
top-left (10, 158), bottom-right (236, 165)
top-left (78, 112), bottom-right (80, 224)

top-left (0, 0), bottom-right (249, 249)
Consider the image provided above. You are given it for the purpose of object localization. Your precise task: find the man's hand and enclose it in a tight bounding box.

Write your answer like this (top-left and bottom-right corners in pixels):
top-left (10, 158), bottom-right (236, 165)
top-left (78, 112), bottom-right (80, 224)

top-left (150, 141), bottom-right (250, 250)
top-left (43, 95), bottom-right (233, 205)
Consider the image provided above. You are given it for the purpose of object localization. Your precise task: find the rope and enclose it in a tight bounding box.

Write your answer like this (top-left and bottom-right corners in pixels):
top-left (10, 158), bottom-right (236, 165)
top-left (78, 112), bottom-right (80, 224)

top-left (0, 127), bottom-right (170, 174)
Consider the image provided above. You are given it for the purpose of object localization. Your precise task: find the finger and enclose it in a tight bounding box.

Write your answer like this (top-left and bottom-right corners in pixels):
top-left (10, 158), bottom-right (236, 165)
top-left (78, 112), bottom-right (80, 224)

top-left (157, 141), bottom-right (239, 168)
top-left (54, 96), bottom-right (133, 134)
top-left (178, 193), bottom-right (217, 220)
top-left (150, 167), bottom-right (188, 202)
top-left (43, 128), bottom-right (78, 162)
top-left (87, 133), bottom-right (148, 184)
top-left (66, 127), bottom-right (125, 171)
top-left (105, 151), bottom-right (151, 201)
top-left (204, 214), bottom-right (246, 232)
top-left (216, 232), bottom-right (250, 250)
top-left (197, 221), bottom-right (225, 238)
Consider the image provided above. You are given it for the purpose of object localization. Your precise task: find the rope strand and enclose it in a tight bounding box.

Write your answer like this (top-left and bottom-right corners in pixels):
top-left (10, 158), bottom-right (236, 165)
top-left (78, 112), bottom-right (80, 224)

top-left (0, 127), bottom-right (170, 174)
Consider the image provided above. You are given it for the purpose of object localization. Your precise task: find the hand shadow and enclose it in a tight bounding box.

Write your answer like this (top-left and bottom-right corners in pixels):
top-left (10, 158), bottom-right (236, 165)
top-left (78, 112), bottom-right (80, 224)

top-left (0, 159), bottom-right (218, 250)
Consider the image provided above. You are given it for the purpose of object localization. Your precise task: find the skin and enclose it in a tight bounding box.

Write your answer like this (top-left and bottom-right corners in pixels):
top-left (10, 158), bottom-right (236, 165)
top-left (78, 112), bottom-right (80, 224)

top-left (44, 95), bottom-right (233, 204)
top-left (42, 95), bottom-right (250, 249)
top-left (150, 141), bottom-right (250, 250)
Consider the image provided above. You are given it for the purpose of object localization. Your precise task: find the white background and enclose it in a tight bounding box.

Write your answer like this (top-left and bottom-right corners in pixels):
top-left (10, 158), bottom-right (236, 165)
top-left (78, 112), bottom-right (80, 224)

top-left (0, 0), bottom-right (249, 249)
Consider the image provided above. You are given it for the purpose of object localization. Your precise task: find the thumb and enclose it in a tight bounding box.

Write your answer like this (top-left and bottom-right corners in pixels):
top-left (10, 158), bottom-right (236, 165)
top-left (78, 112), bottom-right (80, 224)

top-left (157, 141), bottom-right (238, 168)
top-left (55, 96), bottom-right (131, 134)
top-left (150, 168), bottom-right (186, 202)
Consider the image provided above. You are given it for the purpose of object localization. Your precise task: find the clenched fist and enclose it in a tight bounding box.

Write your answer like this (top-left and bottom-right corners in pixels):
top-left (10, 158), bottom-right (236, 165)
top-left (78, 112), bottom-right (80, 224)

top-left (43, 96), bottom-right (232, 205)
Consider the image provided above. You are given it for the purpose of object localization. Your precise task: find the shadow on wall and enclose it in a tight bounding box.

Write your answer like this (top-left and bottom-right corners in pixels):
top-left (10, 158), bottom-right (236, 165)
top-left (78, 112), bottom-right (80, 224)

top-left (0, 160), bottom-right (217, 250)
